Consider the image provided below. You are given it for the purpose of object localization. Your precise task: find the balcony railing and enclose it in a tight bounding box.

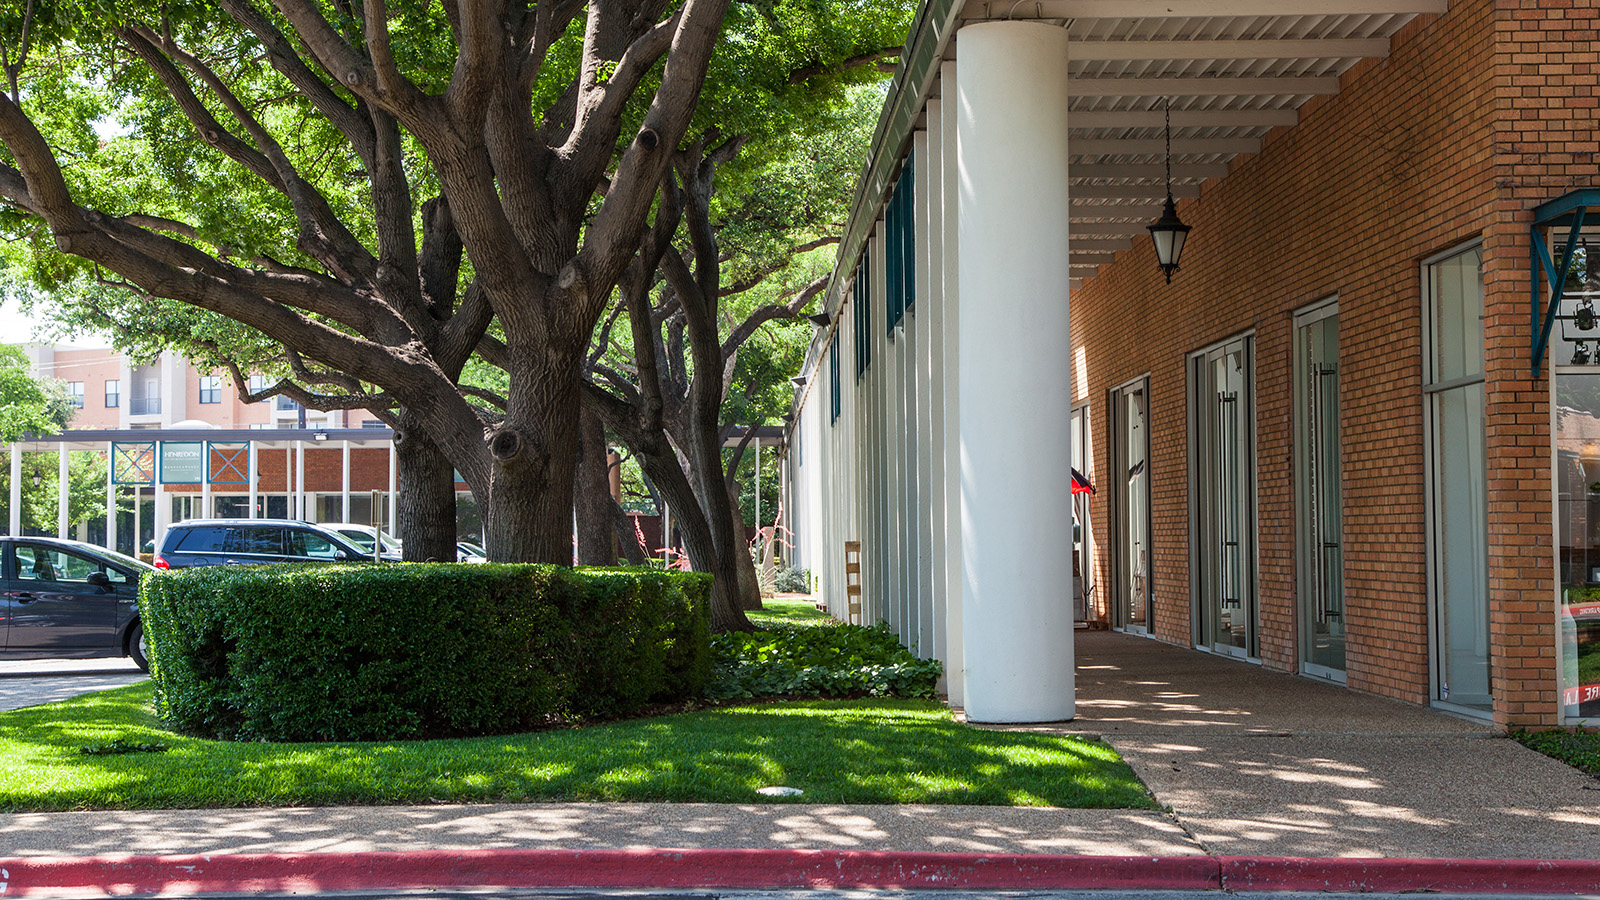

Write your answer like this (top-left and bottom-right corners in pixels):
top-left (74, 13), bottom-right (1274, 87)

top-left (130, 397), bottom-right (161, 416)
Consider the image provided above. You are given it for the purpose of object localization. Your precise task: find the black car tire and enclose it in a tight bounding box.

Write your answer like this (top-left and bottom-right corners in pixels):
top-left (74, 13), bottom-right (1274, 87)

top-left (128, 620), bottom-right (150, 673)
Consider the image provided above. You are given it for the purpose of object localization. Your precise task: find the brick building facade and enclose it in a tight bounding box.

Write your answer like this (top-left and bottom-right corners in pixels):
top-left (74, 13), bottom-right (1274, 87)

top-left (784, 0), bottom-right (1598, 728)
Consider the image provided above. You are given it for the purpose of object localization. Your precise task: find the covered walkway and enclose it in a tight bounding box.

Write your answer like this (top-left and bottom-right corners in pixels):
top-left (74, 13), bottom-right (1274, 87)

top-left (977, 631), bottom-right (1600, 860)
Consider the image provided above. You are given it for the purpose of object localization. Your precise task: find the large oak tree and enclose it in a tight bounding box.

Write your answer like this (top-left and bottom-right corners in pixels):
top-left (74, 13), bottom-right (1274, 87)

top-left (0, 0), bottom-right (731, 567)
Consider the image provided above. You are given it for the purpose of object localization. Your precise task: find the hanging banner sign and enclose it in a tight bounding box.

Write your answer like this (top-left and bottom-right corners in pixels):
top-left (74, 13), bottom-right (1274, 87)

top-left (208, 442), bottom-right (250, 484)
top-left (111, 442), bottom-right (156, 485)
top-left (160, 442), bottom-right (205, 485)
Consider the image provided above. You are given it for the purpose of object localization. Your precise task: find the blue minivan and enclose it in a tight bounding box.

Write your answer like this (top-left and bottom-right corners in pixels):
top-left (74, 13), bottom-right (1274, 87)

top-left (154, 519), bottom-right (378, 570)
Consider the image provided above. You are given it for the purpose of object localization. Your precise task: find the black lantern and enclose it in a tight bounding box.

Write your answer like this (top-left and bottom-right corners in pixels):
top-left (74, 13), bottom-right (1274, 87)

top-left (1574, 340), bottom-right (1593, 366)
top-left (1148, 97), bottom-right (1191, 284)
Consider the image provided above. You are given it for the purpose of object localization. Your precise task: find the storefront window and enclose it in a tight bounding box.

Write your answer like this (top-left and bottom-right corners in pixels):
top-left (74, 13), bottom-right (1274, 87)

top-left (1555, 373), bottom-right (1600, 722)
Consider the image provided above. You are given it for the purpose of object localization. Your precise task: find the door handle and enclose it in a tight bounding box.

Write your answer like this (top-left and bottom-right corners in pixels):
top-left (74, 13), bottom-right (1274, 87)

top-left (9, 592), bottom-right (37, 603)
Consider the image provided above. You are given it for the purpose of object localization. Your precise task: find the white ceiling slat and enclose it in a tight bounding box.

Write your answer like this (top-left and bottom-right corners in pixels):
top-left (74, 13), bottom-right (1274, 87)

top-left (1068, 76), bottom-right (1341, 96)
top-left (1070, 137), bottom-right (1262, 155)
top-left (963, 0), bottom-right (1444, 19)
top-left (1068, 38), bottom-right (1391, 60)
top-left (1070, 162), bottom-right (1233, 179)
top-left (1071, 183), bottom-right (1202, 200)
top-left (1069, 109), bottom-right (1299, 128)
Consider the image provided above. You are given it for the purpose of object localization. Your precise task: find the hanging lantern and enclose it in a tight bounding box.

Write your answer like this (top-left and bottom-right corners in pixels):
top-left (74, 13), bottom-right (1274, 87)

top-left (1148, 97), bottom-right (1191, 284)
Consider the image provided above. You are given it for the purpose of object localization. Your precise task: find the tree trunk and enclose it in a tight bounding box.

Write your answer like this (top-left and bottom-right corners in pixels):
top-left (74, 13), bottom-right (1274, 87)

top-left (628, 440), bottom-right (753, 631)
top-left (574, 405), bottom-right (618, 565)
top-left (726, 482), bottom-right (764, 610)
top-left (612, 499), bottom-right (649, 564)
top-left (482, 355), bottom-right (582, 564)
top-left (393, 412), bottom-right (458, 563)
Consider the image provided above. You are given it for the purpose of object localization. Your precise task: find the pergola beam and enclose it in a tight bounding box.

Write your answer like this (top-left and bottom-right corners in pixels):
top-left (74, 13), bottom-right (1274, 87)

top-left (1071, 162), bottom-right (1232, 180)
top-left (1071, 137), bottom-right (1262, 155)
top-left (964, 0), bottom-right (1445, 18)
top-left (1070, 109), bottom-right (1299, 129)
top-left (1069, 38), bottom-right (1392, 61)
top-left (1068, 76), bottom-right (1341, 97)
top-left (1072, 183), bottom-right (1201, 200)
top-left (1071, 222), bottom-right (1155, 236)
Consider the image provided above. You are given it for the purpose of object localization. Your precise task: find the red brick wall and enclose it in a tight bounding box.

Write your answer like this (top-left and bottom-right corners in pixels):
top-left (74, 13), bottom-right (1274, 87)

top-left (1072, 0), bottom-right (1579, 725)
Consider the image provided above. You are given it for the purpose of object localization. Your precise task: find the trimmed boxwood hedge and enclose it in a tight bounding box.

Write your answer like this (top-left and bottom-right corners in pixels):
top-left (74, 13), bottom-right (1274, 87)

top-left (139, 563), bottom-right (710, 742)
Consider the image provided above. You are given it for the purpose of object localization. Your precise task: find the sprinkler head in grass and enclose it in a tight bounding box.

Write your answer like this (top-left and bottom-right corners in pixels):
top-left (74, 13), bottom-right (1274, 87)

top-left (756, 786), bottom-right (804, 797)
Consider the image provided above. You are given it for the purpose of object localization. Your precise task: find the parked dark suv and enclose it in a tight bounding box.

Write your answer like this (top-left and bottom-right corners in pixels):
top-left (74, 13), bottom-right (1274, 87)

top-left (1, 537), bottom-right (153, 671)
top-left (154, 519), bottom-right (376, 570)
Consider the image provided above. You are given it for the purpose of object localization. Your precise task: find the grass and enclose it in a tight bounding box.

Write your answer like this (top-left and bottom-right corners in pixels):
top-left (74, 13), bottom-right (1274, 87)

top-left (0, 682), bottom-right (1153, 812)
top-left (1514, 728), bottom-right (1600, 776)
top-left (749, 597), bottom-right (834, 629)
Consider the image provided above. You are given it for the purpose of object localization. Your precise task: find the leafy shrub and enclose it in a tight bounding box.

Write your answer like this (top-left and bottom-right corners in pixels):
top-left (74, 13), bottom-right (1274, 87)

top-left (140, 564), bottom-right (710, 742)
top-left (706, 622), bottom-right (941, 700)
top-left (774, 566), bottom-right (811, 594)
top-left (1513, 728), bottom-right (1600, 775)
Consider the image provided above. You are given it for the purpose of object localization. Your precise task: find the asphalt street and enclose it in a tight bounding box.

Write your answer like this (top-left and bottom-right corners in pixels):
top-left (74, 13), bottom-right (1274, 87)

top-left (0, 657), bottom-right (147, 712)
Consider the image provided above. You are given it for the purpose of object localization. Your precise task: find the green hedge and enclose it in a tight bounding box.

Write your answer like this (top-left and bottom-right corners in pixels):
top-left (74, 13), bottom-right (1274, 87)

top-left (140, 564), bottom-right (710, 742)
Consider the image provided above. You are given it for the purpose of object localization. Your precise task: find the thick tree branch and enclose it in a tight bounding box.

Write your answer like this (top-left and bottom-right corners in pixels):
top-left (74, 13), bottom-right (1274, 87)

top-left (787, 47), bottom-right (901, 84)
top-left (720, 273), bottom-right (828, 360)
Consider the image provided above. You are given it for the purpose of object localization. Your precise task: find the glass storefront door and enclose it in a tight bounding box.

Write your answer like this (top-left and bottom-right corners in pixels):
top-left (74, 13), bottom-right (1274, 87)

top-left (1296, 304), bottom-right (1345, 679)
top-left (1554, 376), bottom-right (1600, 723)
top-left (1111, 378), bottom-right (1152, 632)
top-left (1191, 336), bottom-right (1256, 658)
top-left (1425, 244), bottom-right (1491, 713)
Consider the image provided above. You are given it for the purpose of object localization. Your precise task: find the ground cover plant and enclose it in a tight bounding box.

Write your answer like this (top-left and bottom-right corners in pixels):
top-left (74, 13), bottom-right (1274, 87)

top-left (707, 621), bottom-right (941, 701)
top-left (0, 683), bottom-right (1153, 812)
top-left (1513, 729), bottom-right (1600, 776)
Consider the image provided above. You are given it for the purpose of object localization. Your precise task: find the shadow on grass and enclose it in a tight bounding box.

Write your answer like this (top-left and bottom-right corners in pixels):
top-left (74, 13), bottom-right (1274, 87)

top-left (0, 684), bottom-right (1153, 811)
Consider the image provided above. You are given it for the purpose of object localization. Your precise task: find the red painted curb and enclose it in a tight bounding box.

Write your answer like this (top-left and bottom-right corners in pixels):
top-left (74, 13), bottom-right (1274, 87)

top-left (2, 849), bottom-right (1597, 896)
top-left (1219, 855), bottom-right (1600, 895)
top-left (0, 849), bottom-right (1218, 896)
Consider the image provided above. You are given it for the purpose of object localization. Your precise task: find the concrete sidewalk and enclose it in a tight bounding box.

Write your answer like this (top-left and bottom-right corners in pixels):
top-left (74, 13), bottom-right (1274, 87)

top-left (2, 631), bottom-right (1598, 895)
top-left (1032, 631), bottom-right (1600, 861)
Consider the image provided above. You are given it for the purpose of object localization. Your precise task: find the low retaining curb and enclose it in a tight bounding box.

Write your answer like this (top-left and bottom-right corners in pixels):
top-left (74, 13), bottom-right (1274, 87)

top-left (1, 849), bottom-right (1597, 896)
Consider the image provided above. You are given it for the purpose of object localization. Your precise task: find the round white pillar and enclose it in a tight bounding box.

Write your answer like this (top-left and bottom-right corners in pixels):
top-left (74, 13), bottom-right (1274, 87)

top-left (57, 442), bottom-right (70, 537)
top-left (955, 20), bottom-right (1075, 723)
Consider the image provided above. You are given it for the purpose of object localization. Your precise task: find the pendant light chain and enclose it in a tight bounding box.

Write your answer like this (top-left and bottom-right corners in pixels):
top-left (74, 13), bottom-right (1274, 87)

top-left (1164, 96), bottom-right (1173, 203)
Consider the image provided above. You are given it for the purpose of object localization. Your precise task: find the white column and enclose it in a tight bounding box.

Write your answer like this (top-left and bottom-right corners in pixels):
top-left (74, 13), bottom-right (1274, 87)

top-left (248, 441), bottom-right (258, 518)
top-left (295, 441), bottom-right (306, 521)
top-left (922, 104), bottom-right (946, 673)
top-left (105, 441), bottom-right (116, 550)
top-left (914, 125), bottom-right (936, 660)
top-left (57, 442), bottom-right (70, 537)
top-left (341, 440), bottom-right (351, 523)
top-left (153, 445), bottom-right (169, 553)
top-left (940, 59), bottom-right (964, 709)
top-left (8, 443), bottom-right (21, 537)
top-left (387, 441), bottom-right (398, 536)
top-left (133, 486), bottom-right (141, 553)
top-left (201, 443), bottom-right (212, 520)
top-left (956, 21), bottom-right (1075, 723)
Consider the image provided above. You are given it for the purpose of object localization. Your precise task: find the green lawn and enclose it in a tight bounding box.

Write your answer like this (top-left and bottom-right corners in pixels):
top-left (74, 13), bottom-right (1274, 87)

top-left (0, 682), bottom-right (1153, 812)
top-left (749, 597), bottom-right (834, 629)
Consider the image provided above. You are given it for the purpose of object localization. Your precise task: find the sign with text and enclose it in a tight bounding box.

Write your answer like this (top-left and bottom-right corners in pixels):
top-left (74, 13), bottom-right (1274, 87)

top-left (111, 442), bottom-right (156, 485)
top-left (160, 442), bottom-right (205, 485)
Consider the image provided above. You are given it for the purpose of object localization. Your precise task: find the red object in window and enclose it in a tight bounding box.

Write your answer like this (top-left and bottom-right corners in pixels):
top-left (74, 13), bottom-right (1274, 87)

top-left (1071, 468), bottom-right (1095, 495)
